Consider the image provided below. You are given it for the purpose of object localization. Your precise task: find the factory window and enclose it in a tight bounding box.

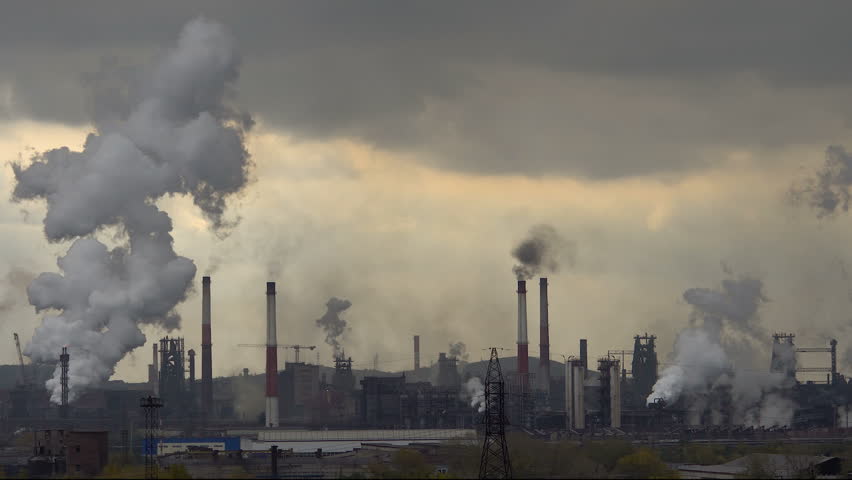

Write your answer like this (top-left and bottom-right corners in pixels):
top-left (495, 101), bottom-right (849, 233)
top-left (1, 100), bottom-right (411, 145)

top-left (75, 446), bottom-right (80, 453)
top-left (75, 464), bottom-right (80, 472)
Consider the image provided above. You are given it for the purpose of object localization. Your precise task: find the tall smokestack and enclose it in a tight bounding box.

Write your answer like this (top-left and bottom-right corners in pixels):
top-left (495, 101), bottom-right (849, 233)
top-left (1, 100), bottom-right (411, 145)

top-left (188, 348), bottom-right (196, 406)
top-left (152, 343), bottom-right (159, 396)
top-left (59, 347), bottom-right (69, 419)
top-left (517, 280), bottom-right (529, 390)
top-left (201, 276), bottom-right (212, 419)
top-left (579, 339), bottom-right (587, 368)
top-left (414, 335), bottom-right (420, 371)
top-left (266, 282), bottom-right (279, 428)
top-left (539, 278), bottom-right (550, 395)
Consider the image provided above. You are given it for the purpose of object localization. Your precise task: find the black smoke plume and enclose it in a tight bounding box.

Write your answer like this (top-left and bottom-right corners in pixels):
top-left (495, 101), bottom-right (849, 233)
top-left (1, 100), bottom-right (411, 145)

top-left (790, 145), bottom-right (852, 217)
top-left (511, 224), bottom-right (575, 280)
top-left (316, 297), bottom-right (352, 356)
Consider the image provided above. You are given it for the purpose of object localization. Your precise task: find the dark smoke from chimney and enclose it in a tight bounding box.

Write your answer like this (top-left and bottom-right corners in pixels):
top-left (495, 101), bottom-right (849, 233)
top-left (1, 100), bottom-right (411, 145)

top-left (511, 224), bottom-right (575, 280)
top-left (315, 297), bottom-right (352, 356)
top-left (790, 145), bottom-right (852, 217)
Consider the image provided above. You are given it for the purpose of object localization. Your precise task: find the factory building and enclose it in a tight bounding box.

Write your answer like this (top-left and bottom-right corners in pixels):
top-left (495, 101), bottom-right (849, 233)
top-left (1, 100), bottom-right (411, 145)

top-left (280, 362), bottom-right (320, 422)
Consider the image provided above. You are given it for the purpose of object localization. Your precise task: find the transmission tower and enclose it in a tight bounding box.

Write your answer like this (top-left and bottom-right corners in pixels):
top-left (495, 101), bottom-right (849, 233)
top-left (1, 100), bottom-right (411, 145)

top-left (140, 396), bottom-right (163, 480)
top-left (479, 347), bottom-right (512, 479)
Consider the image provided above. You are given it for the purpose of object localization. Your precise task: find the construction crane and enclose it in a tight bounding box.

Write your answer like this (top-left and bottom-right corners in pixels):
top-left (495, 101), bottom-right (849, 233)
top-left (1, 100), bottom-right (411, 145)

top-left (13, 333), bottom-right (27, 386)
top-left (238, 344), bottom-right (317, 363)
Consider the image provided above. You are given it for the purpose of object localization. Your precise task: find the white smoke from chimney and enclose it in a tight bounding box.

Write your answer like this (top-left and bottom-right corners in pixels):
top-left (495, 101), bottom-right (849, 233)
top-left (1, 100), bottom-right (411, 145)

top-left (647, 273), bottom-right (796, 427)
top-left (13, 18), bottom-right (251, 403)
top-left (463, 377), bottom-right (486, 413)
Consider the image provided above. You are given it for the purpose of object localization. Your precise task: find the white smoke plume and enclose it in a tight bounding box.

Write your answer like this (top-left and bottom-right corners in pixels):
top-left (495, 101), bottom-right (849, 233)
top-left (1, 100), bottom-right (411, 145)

top-left (463, 377), bottom-right (486, 413)
top-left (448, 341), bottom-right (469, 362)
top-left (648, 273), bottom-right (796, 427)
top-left (12, 18), bottom-right (252, 403)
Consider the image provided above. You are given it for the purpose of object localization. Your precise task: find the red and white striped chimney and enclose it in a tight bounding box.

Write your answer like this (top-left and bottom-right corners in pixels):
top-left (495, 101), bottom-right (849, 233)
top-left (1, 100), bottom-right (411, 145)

top-left (539, 277), bottom-right (551, 394)
top-left (201, 276), bottom-right (213, 419)
top-left (265, 281), bottom-right (279, 428)
top-left (517, 280), bottom-right (529, 390)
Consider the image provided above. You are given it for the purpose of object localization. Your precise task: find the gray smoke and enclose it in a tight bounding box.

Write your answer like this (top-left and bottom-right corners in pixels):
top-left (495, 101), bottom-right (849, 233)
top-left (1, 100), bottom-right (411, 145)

top-left (790, 145), bottom-right (852, 217)
top-left (12, 18), bottom-right (251, 403)
top-left (511, 224), bottom-right (575, 280)
top-left (683, 275), bottom-right (767, 336)
top-left (316, 297), bottom-right (352, 356)
top-left (0, 268), bottom-right (37, 312)
top-left (449, 341), bottom-right (469, 361)
top-left (648, 272), bottom-right (795, 427)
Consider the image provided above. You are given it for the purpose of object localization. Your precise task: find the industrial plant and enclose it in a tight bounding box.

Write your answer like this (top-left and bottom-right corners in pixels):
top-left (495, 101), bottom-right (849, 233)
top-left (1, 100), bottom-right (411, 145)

top-left (8, 5), bottom-right (852, 479)
top-left (0, 273), bottom-right (851, 478)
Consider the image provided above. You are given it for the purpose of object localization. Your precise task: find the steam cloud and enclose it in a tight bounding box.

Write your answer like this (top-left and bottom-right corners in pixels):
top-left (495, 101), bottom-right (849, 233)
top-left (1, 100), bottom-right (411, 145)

top-left (463, 377), bottom-right (486, 413)
top-left (648, 273), bottom-right (796, 427)
top-left (511, 224), bottom-right (574, 280)
top-left (316, 297), bottom-right (352, 356)
top-left (790, 145), bottom-right (852, 217)
top-left (12, 18), bottom-right (252, 403)
top-left (449, 341), bottom-right (469, 361)
top-left (0, 268), bottom-right (37, 312)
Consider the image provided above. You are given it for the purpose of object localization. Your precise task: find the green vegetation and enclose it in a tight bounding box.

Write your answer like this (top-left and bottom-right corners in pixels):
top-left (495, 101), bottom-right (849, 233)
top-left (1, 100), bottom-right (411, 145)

top-left (369, 449), bottom-right (437, 478)
top-left (614, 448), bottom-right (679, 479)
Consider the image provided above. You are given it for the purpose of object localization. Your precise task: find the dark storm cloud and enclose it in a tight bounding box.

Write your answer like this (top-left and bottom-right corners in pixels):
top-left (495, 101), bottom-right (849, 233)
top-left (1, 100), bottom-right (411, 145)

top-left (5, 1), bottom-right (852, 178)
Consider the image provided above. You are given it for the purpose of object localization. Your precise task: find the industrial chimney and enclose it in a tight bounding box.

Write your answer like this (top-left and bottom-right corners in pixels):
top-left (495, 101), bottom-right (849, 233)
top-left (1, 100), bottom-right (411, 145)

top-left (517, 280), bottom-right (529, 391)
top-left (152, 343), bottom-right (159, 396)
top-left (188, 348), bottom-right (196, 405)
top-left (59, 347), bottom-right (69, 419)
top-left (539, 278), bottom-right (550, 395)
top-left (414, 335), bottom-right (420, 371)
top-left (201, 276), bottom-right (213, 419)
top-left (579, 339), bottom-right (588, 368)
top-left (266, 282), bottom-right (279, 428)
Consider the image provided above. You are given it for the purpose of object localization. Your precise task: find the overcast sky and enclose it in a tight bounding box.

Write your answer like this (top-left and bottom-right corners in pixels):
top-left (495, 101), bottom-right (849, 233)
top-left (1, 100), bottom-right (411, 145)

top-left (3, 1), bottom-right (852, 382)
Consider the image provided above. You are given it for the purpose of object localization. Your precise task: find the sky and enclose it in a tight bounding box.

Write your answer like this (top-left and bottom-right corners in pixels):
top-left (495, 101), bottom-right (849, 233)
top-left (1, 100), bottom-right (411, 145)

top-left (3, 2), bottom-right (852, 383)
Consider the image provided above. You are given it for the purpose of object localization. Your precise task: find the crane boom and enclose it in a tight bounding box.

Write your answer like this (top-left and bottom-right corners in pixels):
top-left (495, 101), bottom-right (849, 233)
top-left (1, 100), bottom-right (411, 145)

top-left (238, 344), bottom-right (317, 363)
top-left (13, 333), bottom-right (26, 385)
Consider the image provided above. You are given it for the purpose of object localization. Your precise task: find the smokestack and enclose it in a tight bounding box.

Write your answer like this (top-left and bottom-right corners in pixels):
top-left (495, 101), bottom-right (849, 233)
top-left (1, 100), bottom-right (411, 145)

top-left (201, 276), bottom-right (213, 419)
top-left (59, 347), bottom-right (69, 418)
top-left (517, 280), bottom-right (529, 390)
top-left (152, 343), bottom-right (159, 396)
top-left (539, 278), bottom-right (550, 395)
top-left (266, 282), bottom-right (279, 428)
top-left (414, 335), bottom-right (420, 371)
top-left (579, 339), bottom-right (587, 368)
top-left (188, 349), bottom-right (196, 390)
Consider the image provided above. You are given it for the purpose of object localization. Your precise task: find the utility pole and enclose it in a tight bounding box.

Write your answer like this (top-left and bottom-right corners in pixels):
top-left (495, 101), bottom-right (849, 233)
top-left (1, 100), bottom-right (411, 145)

top-left (479, 347), bottom-right (512, 479)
